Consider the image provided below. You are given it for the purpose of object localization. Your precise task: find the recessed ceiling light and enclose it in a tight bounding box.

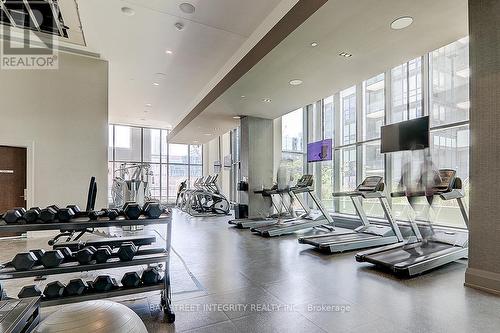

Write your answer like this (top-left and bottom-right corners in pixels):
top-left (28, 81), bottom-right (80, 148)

top-left (289, 79), bottom-right (303, 86)
top-left (153, 82), bottom-right (160, 86)
top-left (204, 133), bottom-right (212, 136)
top-left (391, 16), bottom-right (413, 30)
top-left (233, 116), bottom-right (241, 119)
top-left (338, 52), bottom-right (352, 58)
top-left (240, 95), bottom-right (246, 99)
top-left (310, 42), bottom-right (318, 47)
top-left (165, 50), bottom-right (173, 55)
top-left (193, 140), bottom-right (199, 143)
top-left (179, 3), bottom-right (196, 14)
top-left (262, 98), bottom-right (272, 103)
top-left (145, 103), bottom-right (152, 107)
top-left (140, 118), bottom-right (146, 121)
top-left (121, 7), bottom-right (135, 16)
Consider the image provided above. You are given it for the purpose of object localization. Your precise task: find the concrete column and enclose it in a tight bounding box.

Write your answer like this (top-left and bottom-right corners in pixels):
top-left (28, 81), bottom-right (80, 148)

top-left (465, 0), bottom-right (500, 295)
top-left (240, 116), bottom-right (274, 217)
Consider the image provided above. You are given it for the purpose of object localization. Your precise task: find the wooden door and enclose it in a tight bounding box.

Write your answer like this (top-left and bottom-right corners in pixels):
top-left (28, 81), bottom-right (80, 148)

top-left (0, 146), bottom-right (27, 236)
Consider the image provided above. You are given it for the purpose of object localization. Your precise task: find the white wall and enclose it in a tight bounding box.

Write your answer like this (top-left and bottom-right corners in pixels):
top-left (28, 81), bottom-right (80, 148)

top-left (0, 51), bottom-right (109, 209)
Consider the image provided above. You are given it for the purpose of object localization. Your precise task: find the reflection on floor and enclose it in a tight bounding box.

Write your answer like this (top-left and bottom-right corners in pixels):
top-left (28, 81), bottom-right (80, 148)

top-left (1, 210), bottom-right (499, 333)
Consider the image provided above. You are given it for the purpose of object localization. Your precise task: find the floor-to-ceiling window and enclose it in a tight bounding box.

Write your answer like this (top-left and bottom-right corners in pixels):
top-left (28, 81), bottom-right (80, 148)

top-left (281, 37), bottom-right (469, 228)
top-left (282, 108), bottom-right (306, 183)
top-left (108, 125), bottom-right (203, 205)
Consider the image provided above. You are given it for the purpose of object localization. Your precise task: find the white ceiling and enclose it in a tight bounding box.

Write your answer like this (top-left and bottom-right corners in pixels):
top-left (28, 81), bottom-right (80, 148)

top-left (170, 0), bottom-right (468, 144)
top-left (76, 0), bottom-right (283, 128)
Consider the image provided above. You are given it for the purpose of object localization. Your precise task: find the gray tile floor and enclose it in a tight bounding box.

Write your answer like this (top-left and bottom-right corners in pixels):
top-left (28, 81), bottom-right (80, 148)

top-left (2, 210), bottom-right (500, 332)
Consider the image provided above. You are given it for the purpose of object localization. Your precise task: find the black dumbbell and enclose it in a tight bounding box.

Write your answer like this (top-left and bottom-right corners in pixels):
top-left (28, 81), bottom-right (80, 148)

top-left (92, 243), bottom-right (164, 264)
top-left (39, 207), bottom-right (58, 223)
top-left (143, 202), bottom-right (164, 219)
top-left (57, 208), bottom-right (75, 222)
top-left (123, 202), bottom-right (142, 220)
top-left (65, 279), bottom-right (90, 296)
top-left (93, 275), bottom-right (119, 292)
top-left (30, 249), bottom-right (46, 266)
top-left (141, 267), bottom-right (162, 285)
top-left (23, 207), bottom-right (41, 223)
top-left (107, 209), bottom-right (120, 220)
top-left (40, 250), bottom-right (65, 268)
top-left (121, 272), bottom-right (141, 288)
top-left (43, 281), bottom-right (66, 299)
top-left (75, 246), bottom-right (97, 265)
top-left (66, 205), bottom-right (86, 218)
top-left (10, 252), bottom-right (38, 271)
top-left (2, 208), bottom-right (27, 224)
top-left (18, 285), bottom-right (42, 298)
top-left (94, 245), bottom-right (112, 263)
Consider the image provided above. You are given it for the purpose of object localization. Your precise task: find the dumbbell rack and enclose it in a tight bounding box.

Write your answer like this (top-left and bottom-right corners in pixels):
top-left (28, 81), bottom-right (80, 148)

top-left (0, 215), bottom-right (176, 323)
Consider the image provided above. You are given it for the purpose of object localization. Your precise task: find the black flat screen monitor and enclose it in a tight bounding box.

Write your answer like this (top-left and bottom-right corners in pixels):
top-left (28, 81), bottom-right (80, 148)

top-left (381, 116), bottom-right (429, 153)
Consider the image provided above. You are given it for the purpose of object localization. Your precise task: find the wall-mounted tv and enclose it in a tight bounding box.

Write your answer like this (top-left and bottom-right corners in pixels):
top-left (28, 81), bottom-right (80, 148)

top-left (381, 116), bottom-right (429, 153)
top-left (307, 139), bottom-right (332, 162)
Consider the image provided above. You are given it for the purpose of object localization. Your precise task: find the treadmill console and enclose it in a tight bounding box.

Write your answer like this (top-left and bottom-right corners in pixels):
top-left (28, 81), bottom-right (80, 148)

top-left (434, 169), bottom-right (456, 192)
top-left (356, 176), bottom-right (384, 192)
top-left (296, 175), bottom-right (314, 188)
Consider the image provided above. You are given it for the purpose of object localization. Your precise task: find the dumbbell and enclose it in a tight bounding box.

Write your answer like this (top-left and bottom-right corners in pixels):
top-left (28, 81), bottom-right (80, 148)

top-left (141, 267), bottom-right (162, 285)
top-left (143, 202), bottom-right (164, 219)
top-left (57, 208), bottom-right (75, 222)
top-left (18, 285), bottom-right (42, 298)
top-left (66, 205), bottom-right (87, 218)
top-left (2, 208), bottom-right (27, 224)
top-left (43, 281), bottom-right (65, 299)
top-left (84, 243), bottom-right (165, 264)
top-left (121, 272), bottom-right (142, 288)
top-left (40, 247), bottom-right (72, 268)
top-left (39, 206), bottom-right (58, 223)
top-left (65, 279), bottom-right (90, 296)
top-left (7, 248), bottom-right (46, 271)
top-left (123, 202), bottom-right (142, 220)
top-left (23, 207), bottom-right (41, 223)
top-left (75, 246), bottom-right (97, 265)
top-left (93, 275), bottom-right (119, 292)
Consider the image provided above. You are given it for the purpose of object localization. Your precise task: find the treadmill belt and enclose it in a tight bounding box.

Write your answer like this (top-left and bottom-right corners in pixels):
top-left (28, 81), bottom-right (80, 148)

top-left (365, 242), bottom-right (461, 268)
top-left (301, 232), bottom-right (376, 245)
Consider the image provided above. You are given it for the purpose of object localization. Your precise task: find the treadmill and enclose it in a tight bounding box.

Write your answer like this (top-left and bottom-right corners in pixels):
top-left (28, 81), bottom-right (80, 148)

top-left (355, 169), bottom-right (469, 277)
top-left (228, 185), bottom-right (296, 229)
top-left (298, 176), bottom-right (404, 253)
top-left (251, 175), bottom-right (340, 237)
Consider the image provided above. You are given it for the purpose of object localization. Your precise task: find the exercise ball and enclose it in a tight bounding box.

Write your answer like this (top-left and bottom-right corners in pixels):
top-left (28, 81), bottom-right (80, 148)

top-left (35, 300), bottom-right (147, 333)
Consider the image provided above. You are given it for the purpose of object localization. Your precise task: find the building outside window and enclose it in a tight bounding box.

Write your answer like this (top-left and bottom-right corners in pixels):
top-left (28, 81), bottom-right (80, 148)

top-left (108, 125), bottom-right (203, 205)
top-left (283, 37), bottom-right (469, 228)
top-left (282, 108), bottom-right (306, 183)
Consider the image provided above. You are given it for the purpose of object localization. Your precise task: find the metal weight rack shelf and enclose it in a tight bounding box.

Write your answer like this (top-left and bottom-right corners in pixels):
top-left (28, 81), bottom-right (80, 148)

top-left (0, 215), bottom-right (175, 323)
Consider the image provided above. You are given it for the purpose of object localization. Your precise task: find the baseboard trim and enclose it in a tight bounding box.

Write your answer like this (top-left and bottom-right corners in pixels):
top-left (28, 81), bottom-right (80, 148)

top-left (465, 267), bottom-right (500, 295)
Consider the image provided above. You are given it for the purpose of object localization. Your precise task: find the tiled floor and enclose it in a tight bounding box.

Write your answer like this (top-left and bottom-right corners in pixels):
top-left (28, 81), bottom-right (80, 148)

top-left (2, 210), bottom-right (500, 332)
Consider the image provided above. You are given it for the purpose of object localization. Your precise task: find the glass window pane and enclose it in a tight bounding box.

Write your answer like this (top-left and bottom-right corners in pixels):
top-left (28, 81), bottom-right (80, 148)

top-left (114, 125), bottom-right (142, 161)
top-left (340, 86), bottom-right (356, 145)
top-left (161, 130), bottom-right (169, 163)
top-left (390, 58), bottom-right (422, 123)
top-left (108, 162), bottom-right (114, 206)
top-left (282, 108), bottom-right (304, 152)
top-left (320, 159), bottom-right (333, 210)
top-left (430, 37), bottom-right (469, 127)
top-left (363, 74), bottom-right (385, 140)
top-left (362, 141), bottom-right (385, 218)
top-left (161, 164), bottom-right (168, 202)
top-left (168, 164), bottom-right (188, 202)
top-left (430, 125), bottom-right (469, 227)
top-left (108, 125), bottom-right (113, 161)
top-left (337, 146), bottom-right (357, 214)
top-left (143, 128), bottom-right (161, 163)
top-left (145, 163), bottom-right (161, 201)
top-left (190, 165), bottom-right (203, 187)
top-left (323, 96), bottom-right (334, 140)
top-left (169, 144), bottom-right (189, 164)
top-left (190, 145), bottom-right (203, 165)
top-left (281, 152), bottom-right (304, 183)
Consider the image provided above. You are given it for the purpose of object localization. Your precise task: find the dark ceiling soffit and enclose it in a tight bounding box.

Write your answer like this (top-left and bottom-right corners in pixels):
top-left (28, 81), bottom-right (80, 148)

top-left (168, 0), bottom-right (329, 140)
